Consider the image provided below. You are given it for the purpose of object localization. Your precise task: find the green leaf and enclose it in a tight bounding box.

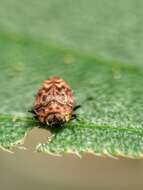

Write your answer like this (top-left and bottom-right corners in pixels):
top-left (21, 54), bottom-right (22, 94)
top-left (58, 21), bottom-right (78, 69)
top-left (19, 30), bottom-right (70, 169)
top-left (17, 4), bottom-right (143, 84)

top-left (0, 116), bottom-right (34, 150)
top-left (0, 0), bottom-right (143, 158)
top-left (37, 123), bottom-right (143, 158)
top-left (1, 35), bottom-right (143, 158)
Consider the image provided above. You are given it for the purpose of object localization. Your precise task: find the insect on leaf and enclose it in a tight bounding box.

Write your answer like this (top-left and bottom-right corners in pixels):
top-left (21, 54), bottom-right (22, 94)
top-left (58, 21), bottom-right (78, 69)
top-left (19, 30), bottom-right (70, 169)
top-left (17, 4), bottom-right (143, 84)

top-left (0, 0), bottom-right (143, 158)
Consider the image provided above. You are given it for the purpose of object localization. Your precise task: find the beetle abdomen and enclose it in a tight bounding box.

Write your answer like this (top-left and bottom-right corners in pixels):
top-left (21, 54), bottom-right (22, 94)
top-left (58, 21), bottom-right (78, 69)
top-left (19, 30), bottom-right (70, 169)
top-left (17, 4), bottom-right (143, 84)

top-left (33, 77), bottom-right (74, 126)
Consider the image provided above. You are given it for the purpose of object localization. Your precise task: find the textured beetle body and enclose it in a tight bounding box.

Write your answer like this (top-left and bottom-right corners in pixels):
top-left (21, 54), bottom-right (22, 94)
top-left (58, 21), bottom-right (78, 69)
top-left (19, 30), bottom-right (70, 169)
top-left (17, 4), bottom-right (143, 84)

top-left (32, 77), bottom-right (74, 126)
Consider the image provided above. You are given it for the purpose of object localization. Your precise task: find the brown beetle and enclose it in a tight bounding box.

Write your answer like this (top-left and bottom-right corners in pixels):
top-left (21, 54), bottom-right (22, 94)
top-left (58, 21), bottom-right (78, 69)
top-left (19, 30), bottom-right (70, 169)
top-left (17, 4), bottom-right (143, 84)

top-left (31, 77), bottom-right (79, 126)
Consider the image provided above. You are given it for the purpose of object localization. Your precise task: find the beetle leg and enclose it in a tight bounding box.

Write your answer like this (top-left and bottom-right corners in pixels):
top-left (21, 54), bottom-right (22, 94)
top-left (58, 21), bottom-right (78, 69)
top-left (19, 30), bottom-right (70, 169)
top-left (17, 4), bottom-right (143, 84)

top-left (71, 113), bottom-right (77, 120)
top-left (73, 105), bottom-right (81, 111)
top-left (28, 109), bottom-right (36, 114)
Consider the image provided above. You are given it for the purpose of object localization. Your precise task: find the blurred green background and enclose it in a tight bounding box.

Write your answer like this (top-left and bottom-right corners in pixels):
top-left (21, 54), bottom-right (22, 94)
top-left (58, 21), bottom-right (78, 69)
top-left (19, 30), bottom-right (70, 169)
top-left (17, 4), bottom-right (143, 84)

top-left (1, 0), bottom-right (143, 66)
top-left (1, 0), bottom-right (143, 189)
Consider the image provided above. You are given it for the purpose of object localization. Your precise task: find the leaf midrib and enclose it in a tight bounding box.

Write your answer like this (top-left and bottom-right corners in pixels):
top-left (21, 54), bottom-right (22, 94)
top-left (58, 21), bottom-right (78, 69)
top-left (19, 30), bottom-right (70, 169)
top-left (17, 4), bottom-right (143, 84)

top-left (1, 115), bottom-right (143, 136)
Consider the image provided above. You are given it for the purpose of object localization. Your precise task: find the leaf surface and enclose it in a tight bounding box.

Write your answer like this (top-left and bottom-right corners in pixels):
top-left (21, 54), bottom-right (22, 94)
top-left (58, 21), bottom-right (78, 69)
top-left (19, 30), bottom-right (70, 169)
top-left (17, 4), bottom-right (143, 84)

top-left (0, 0), bottom-right (143, 158)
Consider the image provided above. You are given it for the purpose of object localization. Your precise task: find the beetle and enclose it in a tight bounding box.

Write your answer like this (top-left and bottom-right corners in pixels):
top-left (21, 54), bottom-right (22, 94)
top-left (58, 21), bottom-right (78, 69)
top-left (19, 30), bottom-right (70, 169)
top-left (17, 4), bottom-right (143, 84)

top-left (30, 76), bottom-right (80, 126)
